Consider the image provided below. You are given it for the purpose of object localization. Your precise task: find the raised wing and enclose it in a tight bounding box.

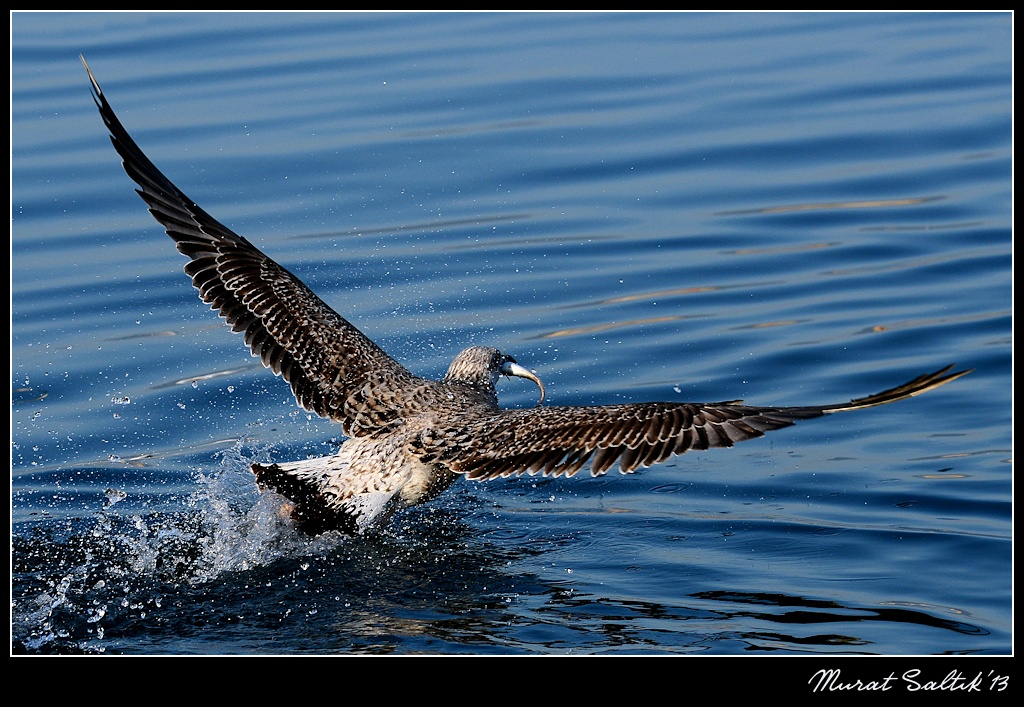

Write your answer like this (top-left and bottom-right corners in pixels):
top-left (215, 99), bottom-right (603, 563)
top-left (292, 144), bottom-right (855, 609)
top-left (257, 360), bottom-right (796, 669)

top-left (431, 365), bottom-right (970, 479)
top-left (83, 57), bottom-right (413, 432)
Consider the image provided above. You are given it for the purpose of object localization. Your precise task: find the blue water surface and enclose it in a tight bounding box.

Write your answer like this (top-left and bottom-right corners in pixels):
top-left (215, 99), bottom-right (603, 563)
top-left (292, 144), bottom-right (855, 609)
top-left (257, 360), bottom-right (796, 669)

top-left (10, 12), bottom-right (1012, 659)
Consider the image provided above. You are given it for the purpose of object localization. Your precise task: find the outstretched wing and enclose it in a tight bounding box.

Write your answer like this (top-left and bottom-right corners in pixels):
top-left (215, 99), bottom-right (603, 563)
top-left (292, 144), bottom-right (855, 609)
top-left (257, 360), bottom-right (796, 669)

top-left (83, 57), bottom-right (412, 432)
top-left (430, 365), bottom-right (970, 479)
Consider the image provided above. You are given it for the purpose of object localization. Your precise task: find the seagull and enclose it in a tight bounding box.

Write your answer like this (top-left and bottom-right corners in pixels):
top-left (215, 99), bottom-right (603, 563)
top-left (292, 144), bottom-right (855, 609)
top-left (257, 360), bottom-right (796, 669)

top-left (83, 57), bottom-right (970, 536)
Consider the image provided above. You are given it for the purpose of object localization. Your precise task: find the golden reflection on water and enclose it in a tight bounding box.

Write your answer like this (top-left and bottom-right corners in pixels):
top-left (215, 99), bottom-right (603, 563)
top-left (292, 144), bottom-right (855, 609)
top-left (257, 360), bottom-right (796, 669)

top-left (717, 195), bottom-right (942, 216)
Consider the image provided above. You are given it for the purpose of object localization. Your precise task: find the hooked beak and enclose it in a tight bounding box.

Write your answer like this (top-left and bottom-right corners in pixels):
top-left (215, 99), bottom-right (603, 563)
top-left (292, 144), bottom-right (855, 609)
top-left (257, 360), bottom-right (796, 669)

top-left (500, 360), bottom-right (546, 406)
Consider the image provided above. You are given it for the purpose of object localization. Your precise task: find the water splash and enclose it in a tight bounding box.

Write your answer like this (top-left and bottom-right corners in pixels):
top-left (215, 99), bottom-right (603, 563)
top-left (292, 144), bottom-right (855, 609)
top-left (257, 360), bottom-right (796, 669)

top-left (12, 438), bottom-right (346, 653)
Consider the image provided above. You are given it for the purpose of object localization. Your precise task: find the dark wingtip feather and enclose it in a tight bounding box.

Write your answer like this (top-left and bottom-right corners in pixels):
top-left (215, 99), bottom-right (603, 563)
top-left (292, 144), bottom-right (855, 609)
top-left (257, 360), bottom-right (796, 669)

top-left (822, 364), bottom-right (971, 413)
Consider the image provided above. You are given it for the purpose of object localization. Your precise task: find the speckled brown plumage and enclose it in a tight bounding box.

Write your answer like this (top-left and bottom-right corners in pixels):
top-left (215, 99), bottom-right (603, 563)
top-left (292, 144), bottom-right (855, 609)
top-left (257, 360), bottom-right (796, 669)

top-left (84, 57), bottom-right (970, 535)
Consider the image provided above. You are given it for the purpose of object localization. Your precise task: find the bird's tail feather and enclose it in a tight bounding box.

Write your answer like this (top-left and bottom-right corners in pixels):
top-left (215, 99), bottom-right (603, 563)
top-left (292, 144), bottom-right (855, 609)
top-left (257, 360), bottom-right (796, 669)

top-left (252, 457), bottom-right (395, 536)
